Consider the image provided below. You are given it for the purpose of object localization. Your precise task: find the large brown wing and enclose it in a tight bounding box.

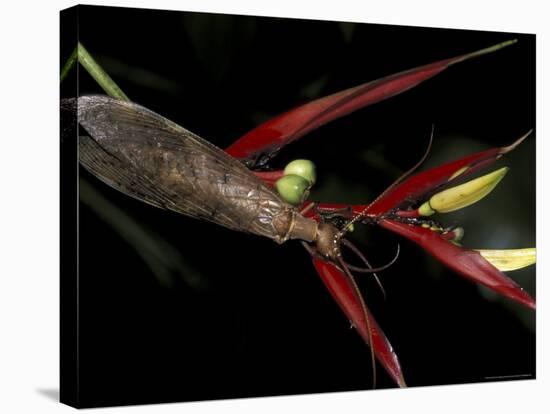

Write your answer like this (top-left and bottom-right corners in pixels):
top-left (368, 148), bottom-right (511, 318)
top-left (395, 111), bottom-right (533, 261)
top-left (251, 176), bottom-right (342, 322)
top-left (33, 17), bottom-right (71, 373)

top-left (77, 95), bottom-right (292, 241)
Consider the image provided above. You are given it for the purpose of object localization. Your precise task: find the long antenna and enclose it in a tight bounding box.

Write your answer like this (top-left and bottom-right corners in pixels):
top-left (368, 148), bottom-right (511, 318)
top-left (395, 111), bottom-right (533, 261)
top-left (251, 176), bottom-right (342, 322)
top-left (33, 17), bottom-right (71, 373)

top-left (340, 240), bottom-right (401, 299)
top-left (337, 125), bottom-right (435, 240)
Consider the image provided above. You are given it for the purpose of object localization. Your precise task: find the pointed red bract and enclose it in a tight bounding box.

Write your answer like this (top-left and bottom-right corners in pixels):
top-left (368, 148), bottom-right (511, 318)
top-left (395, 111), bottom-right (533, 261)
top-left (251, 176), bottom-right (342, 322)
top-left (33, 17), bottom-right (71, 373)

top-left (368, 147), bottom-right (501, 215)
top-left (312, 257), bottom-right (406, 387)
top-left (367, 131), bottom-right (530, 215)
top-left (298, 145), bottom-right (508, 219)
top-left (226, 41), bottom-right (517, 163)
top-left (379, 219), bottom-right (536, 309)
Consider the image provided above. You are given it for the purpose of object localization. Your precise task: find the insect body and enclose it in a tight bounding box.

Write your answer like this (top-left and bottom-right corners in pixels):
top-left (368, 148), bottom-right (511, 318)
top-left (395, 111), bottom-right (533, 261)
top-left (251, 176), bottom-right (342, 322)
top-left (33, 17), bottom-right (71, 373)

top-left (77, 95), bottom-right (338, 256)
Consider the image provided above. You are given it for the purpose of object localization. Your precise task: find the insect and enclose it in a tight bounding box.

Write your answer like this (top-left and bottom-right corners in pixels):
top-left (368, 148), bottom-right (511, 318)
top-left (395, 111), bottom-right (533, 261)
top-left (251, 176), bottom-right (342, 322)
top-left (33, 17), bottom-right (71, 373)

top-left (78, 95), bottom-right (352, 255)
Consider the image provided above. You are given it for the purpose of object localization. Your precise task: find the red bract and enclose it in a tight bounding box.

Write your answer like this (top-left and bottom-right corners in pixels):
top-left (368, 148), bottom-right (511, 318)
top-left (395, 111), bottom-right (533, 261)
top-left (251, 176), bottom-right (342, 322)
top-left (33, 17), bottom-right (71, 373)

top-left (366, 131), bottom-right (530, 216)
top-left (226, 40), bottom-right (517, 164)
top-left (356, 132), bottom-right (536, 310)
top-left (312, 258), bottom-right (406, 388)
top-left (378, 219), bottom-right (535, 309)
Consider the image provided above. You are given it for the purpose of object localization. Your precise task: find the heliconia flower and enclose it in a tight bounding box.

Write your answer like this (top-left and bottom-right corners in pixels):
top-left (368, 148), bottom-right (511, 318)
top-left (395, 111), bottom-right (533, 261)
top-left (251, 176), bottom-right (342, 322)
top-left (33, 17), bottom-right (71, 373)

top-left (367, 132), bottom-right (536, 310)
top-left (301, 134), bottom-right (535, 388)
top-left (221, 40), bottom-right (533, 389)
top-left (285, 134), bottom-right (534, 388)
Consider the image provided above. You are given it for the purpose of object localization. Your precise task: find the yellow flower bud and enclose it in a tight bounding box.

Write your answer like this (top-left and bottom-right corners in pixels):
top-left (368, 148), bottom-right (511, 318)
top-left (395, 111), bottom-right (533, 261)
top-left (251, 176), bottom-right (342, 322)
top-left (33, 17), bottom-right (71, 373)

top-left (428, 167), bottom-right (508, 213)
top-left (476, 248), bottom-right (536, 272)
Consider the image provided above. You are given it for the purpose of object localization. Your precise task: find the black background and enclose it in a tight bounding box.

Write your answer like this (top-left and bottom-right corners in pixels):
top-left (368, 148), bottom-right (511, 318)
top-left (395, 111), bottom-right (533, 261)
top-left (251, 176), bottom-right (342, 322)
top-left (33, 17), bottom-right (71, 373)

top-left (61, 5), bottom-right (535, 408)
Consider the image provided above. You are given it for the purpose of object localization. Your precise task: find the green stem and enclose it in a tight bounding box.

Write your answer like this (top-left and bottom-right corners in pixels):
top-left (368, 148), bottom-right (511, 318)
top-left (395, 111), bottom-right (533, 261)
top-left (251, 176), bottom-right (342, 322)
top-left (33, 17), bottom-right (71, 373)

top-left (60, 46), bottom-right (77, 83)
top-left (78, 42), bottom-right (129, 101)
top-left (60, 42), bottom-right (130, 101)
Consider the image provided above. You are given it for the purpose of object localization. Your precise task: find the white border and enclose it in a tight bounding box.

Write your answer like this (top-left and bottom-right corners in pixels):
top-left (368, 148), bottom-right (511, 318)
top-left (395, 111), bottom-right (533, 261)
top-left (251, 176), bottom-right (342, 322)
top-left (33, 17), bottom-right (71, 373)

top-left (0, 1), bottom-right (546, 413)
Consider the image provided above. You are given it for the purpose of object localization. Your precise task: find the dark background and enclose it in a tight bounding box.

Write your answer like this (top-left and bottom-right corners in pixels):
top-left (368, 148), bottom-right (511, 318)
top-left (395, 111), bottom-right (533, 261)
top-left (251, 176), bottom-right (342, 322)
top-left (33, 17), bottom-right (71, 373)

top-left (61, 5), bottom-right (535, 408)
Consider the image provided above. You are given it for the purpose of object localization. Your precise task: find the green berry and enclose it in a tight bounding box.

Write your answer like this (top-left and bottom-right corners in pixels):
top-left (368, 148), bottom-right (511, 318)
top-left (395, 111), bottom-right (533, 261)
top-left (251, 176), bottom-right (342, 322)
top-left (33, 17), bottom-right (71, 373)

top-left (283, 159), bottom-right (317, 185)
top-left (275, 174), bottom-right (310, 205)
